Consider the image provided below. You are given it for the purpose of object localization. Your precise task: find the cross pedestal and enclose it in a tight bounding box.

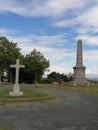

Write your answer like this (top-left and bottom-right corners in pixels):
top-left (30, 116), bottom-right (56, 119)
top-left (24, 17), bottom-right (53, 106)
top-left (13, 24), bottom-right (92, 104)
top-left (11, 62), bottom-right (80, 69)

top-left (9, 59), bottom-right (25, 96)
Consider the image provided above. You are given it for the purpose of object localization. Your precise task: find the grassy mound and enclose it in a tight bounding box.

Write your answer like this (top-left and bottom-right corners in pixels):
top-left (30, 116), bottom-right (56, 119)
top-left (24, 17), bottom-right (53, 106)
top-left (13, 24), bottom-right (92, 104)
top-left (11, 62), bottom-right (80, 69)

top-left (0, 87), bottom-right (55, 104)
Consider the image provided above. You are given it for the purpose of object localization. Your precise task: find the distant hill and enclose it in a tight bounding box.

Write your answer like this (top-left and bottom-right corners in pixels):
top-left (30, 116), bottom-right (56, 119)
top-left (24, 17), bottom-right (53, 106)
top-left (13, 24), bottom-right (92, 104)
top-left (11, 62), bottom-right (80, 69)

top-left (87, 78), bottom-right (98, 82)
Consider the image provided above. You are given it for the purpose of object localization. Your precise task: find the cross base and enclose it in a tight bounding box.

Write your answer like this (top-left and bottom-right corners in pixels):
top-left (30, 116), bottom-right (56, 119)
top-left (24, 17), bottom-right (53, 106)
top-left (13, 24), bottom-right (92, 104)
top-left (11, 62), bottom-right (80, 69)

top-left (9, 91), bottom-right (23, 96)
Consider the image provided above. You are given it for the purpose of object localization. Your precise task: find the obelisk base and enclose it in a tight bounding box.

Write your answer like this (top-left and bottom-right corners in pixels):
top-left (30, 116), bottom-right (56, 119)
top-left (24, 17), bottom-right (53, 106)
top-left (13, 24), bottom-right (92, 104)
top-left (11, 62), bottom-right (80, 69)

top-left (73, 66), bottom-right (89, 86)
top-left (73, 79), bottom-right (89, 86)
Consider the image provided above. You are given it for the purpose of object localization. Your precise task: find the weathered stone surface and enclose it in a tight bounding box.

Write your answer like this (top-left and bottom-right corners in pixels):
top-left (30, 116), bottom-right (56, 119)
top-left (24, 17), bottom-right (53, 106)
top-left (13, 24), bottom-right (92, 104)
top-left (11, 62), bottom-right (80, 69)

top-left (9, 59), bottom-right (25, 96)
top-left (9, 91), bottom-right (23, 96)
top-left (73, 39), bottom-right (88, 86)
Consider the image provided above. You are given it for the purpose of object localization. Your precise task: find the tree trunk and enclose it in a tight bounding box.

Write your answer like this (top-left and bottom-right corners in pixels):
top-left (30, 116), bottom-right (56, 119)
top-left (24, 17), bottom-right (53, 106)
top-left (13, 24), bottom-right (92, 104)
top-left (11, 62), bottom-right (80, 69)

top-left (35, 73), bottom-right (37, 84)
top-left (0, 75), bottom-right (1, 84)
top-left (10, 71), bottom-right (12, 83)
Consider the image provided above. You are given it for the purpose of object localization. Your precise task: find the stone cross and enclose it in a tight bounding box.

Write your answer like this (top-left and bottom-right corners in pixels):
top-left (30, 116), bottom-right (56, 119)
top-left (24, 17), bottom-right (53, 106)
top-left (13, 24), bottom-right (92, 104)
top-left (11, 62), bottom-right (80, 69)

top-left (9, 59), bottom-right (25, 96)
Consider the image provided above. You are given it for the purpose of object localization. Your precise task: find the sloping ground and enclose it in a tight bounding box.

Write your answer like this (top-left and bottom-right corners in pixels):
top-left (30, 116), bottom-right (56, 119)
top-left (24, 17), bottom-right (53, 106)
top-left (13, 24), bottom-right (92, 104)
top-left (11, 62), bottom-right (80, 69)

top-left (0, 85), bottom-right (98, 130)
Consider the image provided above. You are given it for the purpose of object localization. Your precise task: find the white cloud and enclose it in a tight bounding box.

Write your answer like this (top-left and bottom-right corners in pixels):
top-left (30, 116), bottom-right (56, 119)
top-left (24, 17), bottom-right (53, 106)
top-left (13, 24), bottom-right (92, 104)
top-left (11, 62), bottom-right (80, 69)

top-left (1, 27), bottom-right (98, 77)
top-left (6, 31), bottom-right (75, 75)
top-left (0, 28), bottom-right (75, 75)
top-left (0, 0), bottom-right (88, 17)
top-left (0, 28), bottom-right (15, 36)
top-left (0, 0), bottom-right (98, 37)
top-left (76, 35), bottom-right (98, 46)
top-left (8, 33), bottom-right (67, 46)
top-left (44, 63), bottom-right (74, 77)
top-left (54, 18), bottom-right (77, 27)
top-left (82, 50), bottom-right (98, 77)
top-left (79, 6), bottom-right (98, 28)
top-left (1, 30), bottom-right (74, 60)
top-left (53, 1), bottom-right (98, 37)
top-left (49, 64), bottom-right (73, 74)
top-left (18, 45), bottom-right (75, 61)
top-left (76, 27), bottom-right (98, 35)
top-left (75, 5), bottom-right (98, 35)
top-left (84, 50), bottom-right (98, 63)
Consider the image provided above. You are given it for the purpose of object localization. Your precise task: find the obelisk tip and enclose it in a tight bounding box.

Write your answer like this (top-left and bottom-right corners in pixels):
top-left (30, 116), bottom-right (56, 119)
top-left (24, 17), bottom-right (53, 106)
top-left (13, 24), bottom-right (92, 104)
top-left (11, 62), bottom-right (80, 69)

top-left (78, 39), bottom-right (82, 43)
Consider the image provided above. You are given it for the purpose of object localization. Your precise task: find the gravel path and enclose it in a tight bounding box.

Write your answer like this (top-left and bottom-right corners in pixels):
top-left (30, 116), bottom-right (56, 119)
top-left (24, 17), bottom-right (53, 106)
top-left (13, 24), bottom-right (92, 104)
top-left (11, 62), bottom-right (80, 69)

top-left (0, 85), bottom-right (98, 130)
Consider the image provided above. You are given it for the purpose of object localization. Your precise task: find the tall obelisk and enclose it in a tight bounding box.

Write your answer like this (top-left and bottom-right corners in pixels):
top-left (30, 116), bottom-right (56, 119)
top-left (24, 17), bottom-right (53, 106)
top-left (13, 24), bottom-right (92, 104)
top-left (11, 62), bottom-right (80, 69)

top-left (73, 39), bottom-right (88, 86)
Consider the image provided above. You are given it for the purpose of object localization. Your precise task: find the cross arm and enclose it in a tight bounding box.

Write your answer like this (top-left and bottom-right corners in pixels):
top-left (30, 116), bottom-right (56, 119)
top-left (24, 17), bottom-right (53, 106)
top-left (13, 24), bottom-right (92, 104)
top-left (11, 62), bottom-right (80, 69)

top-left (20, 65), bottom-right (25, 68)
top-left (10, 65), bottom-right (16, 68)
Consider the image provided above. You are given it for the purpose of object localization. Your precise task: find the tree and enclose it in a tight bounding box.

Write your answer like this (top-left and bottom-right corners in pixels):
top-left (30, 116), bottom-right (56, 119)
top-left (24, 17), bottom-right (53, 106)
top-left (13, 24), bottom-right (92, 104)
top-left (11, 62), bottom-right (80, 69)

top-left (47, 72), bottom-right (61, 82)
top-left (67, 72), bottom-right (73, 81)
top-left (0, 36), bottom-right (22, 82)
top-left (47, 72), bottom-right (73, 83)
top-left (20, 49), bottom-right (50, 83)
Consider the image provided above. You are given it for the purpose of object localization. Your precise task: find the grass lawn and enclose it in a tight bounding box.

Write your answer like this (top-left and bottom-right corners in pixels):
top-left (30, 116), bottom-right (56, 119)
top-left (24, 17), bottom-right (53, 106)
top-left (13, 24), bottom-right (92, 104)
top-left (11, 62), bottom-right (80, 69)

top-left (0, 87), bottom-right (55, 104)
top-left (0, 125), bottom-right (16, 130)
top-left (36, 83), bottom-right (98, 96)
top-left (0, 83), bottom-right (98, 105)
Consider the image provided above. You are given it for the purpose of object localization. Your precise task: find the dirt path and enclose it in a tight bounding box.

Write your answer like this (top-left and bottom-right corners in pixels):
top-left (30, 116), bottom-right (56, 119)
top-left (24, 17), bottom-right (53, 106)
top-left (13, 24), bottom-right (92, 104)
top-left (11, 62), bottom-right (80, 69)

top-left (0, 85), bottom-right (98, 130)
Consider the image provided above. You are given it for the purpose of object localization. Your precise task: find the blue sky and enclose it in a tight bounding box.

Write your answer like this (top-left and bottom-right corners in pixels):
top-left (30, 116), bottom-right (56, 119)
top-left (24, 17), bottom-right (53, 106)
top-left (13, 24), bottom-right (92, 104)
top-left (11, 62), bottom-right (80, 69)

top-left (0, 0), bottom-right (98, 78)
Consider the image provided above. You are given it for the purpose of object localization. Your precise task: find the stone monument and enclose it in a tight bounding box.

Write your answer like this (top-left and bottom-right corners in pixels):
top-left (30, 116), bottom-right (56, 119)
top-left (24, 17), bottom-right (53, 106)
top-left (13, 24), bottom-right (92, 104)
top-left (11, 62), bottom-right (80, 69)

top-left (9, 59), bottom-right (25, 96)
top-left (73, 39), bottom-right (88, 86)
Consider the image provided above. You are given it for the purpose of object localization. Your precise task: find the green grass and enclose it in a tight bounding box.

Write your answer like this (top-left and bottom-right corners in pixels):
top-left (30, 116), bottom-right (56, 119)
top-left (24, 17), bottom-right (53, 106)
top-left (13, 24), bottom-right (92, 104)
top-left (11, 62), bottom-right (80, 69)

top-left (0, 87), bottom-right (55, 104)
top-left (36, 83), bottom-right (98, 96)
top-left (0, 88), bottom-right (51, 98)
top-left (0, 83), bottom-right (98, 105)
top-left (0, 125), bottom-right (16, 130)
top-left (0, 128), bottom-right (14, 130)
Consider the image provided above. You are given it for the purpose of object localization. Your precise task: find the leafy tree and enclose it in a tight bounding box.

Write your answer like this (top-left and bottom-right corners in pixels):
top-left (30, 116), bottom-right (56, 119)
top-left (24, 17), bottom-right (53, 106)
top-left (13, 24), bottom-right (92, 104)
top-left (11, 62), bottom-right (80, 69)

top-left (20, 49), bottom-right (50, 83)
top-left (67, 72), bottom-right (73, 81)
top-left (0, 36), bottom-right (22, 82)
top-left (47, 72), bottom-right (61, 82)
top-left (47, 72), bottom-right (73, 83)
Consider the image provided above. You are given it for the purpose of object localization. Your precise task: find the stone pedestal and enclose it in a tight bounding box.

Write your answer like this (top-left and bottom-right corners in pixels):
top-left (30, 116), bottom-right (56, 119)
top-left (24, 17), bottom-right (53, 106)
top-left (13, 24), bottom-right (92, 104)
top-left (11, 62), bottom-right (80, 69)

top-left (9, 91), bottom-right (23, 96)
top-left (73, 66), bottom-right (88, 86)
top-left (9, 83), bottom-right (23, 96)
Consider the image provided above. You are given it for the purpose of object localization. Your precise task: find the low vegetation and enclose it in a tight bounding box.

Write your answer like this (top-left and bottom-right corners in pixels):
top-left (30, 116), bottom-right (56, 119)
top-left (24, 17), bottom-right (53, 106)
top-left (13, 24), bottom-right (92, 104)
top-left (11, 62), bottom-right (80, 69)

top-left (37, 83), bottom-right (98, 96)
top-left (0, 83), bottom-right (98, 105)
top-left (0, 125), bottom-right (16, 130)
top-left (0, 87), bottom-right (55, 105)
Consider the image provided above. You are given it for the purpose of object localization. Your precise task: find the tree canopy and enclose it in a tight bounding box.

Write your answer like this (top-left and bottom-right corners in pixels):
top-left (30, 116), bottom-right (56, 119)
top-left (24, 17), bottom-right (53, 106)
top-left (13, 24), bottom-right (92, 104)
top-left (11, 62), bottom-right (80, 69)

top-left (20, 49), bottom-right (50, 83)
top-left (0, 36), bottom-right (50, 83)
top-left (46, 71), bottom-right (73, 83)
top-left (0, 36), bottom-right (22, 71)
top-left (0, 36), bottom-right (22, 82)
top-left (0, 36), bottom-right (72, 84)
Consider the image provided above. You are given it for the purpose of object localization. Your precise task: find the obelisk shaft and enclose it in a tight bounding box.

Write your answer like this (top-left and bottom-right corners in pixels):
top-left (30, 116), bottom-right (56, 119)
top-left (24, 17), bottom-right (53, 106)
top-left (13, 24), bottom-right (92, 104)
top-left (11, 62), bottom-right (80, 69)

top-left (76, 40), bottom-right (83, 67)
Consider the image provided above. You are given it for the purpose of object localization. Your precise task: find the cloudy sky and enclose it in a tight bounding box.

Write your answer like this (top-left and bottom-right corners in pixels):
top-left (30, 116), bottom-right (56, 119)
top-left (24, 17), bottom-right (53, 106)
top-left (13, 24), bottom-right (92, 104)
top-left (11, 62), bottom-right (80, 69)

top-left (0, 0), bottom-right (98, 78)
